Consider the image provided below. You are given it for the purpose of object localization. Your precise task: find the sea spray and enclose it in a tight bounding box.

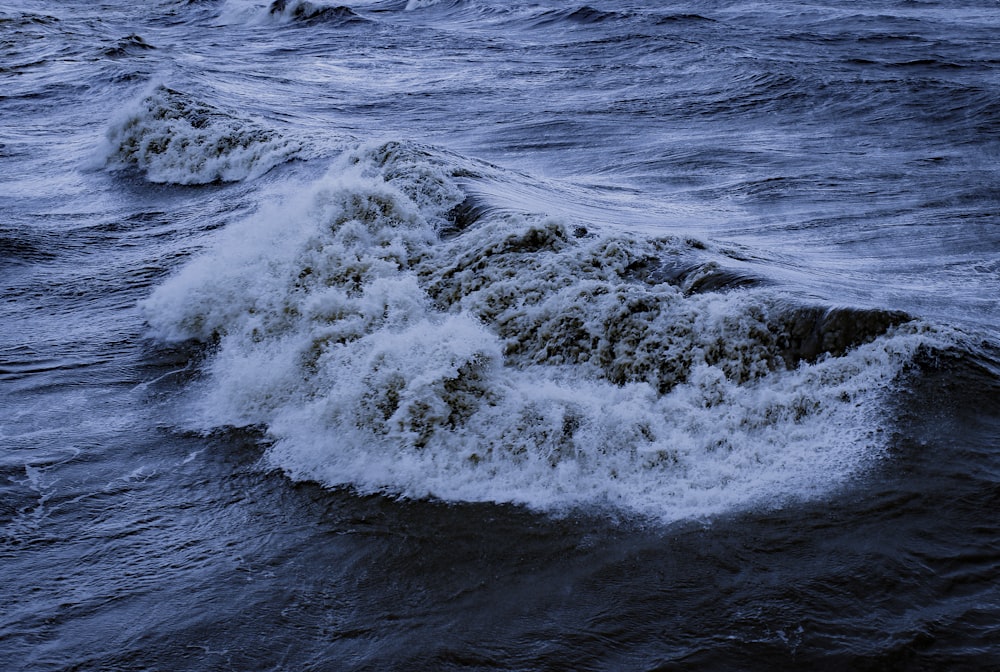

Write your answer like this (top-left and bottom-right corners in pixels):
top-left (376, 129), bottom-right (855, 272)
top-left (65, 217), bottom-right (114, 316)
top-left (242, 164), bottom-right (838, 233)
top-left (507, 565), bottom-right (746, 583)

top-left (103, 84), bottom-right (304, 184)
top-left (143, 140), bottom-right (940, 520)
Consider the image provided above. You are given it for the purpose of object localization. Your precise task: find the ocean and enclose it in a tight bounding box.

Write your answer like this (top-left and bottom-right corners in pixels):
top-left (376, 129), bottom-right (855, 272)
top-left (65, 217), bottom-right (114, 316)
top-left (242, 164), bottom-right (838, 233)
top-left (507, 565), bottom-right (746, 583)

top-left (2, 0), bottom-right (999, 669)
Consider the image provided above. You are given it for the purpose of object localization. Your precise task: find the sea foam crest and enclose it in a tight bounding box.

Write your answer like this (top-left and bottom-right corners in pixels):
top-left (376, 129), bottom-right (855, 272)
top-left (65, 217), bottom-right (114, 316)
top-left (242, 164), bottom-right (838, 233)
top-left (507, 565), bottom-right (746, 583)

top-left (103, 85), bottom-right (303, 184)
top-left (267, 0), bottom-right (367, 24)
top-left (143, 140), bottom-right (941, 520)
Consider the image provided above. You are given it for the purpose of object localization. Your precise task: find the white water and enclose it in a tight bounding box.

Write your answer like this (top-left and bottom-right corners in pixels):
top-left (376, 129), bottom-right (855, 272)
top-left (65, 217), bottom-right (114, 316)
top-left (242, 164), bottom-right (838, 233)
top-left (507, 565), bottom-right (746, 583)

top-left (102, 84), bottom-right (306, 184)
top-left (141, 140), bottom-right (949, 520)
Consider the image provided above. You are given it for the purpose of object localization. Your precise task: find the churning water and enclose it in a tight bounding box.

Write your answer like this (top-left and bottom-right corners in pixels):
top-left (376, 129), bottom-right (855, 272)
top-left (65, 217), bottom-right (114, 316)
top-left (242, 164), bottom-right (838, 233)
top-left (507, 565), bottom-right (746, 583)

top-left (2, 1), bottom-right (1000, 669)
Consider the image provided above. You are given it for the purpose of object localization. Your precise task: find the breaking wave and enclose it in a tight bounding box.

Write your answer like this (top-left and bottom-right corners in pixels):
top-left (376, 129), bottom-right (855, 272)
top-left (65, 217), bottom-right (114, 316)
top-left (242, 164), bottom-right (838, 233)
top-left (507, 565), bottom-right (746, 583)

top-left (267, 1), bottom-right (368, 25)
top-left (142, 140), bottom-right (949, 520)
top-left (102, 84), bottom-right (304, 184)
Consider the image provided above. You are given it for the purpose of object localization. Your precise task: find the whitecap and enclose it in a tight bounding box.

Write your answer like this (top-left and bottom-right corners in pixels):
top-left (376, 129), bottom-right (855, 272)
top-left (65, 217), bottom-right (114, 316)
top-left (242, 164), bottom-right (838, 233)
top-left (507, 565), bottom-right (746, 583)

top-left (142, 139), bottom-right (950, 521)
top-left (102, 84), bottom-right (303, 184)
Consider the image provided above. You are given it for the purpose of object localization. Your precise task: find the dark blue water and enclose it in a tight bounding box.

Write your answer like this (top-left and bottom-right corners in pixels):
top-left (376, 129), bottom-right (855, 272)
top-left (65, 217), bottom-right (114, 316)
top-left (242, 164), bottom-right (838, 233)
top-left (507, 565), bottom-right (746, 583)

top-left (2, 1), bottom-right (1000, 669)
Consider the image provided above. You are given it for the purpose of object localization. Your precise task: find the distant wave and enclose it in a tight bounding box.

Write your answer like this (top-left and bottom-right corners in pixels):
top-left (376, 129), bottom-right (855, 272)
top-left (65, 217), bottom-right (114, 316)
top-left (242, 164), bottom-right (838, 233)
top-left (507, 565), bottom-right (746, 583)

top-left (142, 140), bottom-right (952, 520)
top-left (528, 6), bottom-right (629, 28)
top-left (102, 34), bottom-right (156, 58)
top-left (404, 0), bottom-right (460, 10)
top-left (102, 84), bottom-right (303, 184)
top-left (267, 1), bottom-right (369, 25)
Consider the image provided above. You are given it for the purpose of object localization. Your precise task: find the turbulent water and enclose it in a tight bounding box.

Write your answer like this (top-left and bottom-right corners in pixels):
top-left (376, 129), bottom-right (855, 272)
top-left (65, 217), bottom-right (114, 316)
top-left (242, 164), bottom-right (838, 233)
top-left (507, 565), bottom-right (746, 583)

top-left (3, 0), bottom-right (999, 669)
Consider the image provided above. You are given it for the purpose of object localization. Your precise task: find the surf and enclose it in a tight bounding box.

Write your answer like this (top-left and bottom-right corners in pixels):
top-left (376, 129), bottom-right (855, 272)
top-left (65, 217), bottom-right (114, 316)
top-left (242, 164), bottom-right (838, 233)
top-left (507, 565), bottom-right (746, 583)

top-left (137, 138), bottom-right (958, 521)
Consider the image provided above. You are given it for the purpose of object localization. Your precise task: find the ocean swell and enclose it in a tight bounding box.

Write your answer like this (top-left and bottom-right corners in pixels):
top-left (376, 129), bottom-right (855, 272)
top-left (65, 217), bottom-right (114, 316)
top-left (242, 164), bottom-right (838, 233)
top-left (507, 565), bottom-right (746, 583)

top-left (142, 140), bottom-right (945, 520)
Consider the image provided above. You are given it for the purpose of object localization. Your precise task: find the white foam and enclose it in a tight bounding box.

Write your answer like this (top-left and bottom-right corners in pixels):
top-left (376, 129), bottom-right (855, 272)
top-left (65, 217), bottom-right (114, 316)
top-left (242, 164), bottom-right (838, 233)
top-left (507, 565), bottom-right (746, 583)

top-left (102, 84), bottom-right (303, 184)
top-left (265, 1), bottom-right (366, 23)
top-left (143, 140), bottom-right (949, 521)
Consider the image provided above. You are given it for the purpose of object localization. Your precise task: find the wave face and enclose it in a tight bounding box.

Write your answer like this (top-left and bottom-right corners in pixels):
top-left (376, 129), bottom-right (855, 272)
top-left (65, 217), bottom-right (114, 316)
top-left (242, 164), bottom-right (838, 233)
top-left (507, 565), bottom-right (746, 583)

top-left (142, 140), bottom-right (943, 520)
top-left (102, 85), bottom-right (303, 184)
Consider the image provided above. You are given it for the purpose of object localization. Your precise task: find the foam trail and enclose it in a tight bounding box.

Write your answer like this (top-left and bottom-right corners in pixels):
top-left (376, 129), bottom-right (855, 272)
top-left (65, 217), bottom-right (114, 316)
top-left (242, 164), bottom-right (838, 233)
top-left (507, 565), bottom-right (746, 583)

top-left (143, 140), bottom-right (948, 521)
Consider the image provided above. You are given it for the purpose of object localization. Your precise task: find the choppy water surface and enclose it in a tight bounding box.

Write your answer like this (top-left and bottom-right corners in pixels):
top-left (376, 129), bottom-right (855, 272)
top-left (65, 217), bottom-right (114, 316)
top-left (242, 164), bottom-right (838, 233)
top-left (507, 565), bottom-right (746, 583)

top-left (2, 1), bottom-right (999, 669)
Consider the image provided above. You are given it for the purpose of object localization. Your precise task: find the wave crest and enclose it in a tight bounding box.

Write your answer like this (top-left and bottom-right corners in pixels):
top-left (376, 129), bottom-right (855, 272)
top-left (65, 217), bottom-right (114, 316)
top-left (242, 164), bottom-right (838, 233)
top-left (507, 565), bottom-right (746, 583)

top-left (102, 85), bottom-right (303, 184)
top-left (267, 1), bottom-right (368, 25)
top-left (143, 140), bottom-right (945, 520)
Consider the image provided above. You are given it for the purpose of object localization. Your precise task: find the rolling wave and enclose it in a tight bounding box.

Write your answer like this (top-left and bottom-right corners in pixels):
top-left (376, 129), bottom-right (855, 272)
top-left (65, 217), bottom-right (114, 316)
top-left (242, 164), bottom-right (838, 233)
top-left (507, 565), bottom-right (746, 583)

top-left (102, 84), bottom-right (305, 184)
top-left (141, 140), bottom-right (953, 519)
top-left (267, 1), bottom-right (370, 25)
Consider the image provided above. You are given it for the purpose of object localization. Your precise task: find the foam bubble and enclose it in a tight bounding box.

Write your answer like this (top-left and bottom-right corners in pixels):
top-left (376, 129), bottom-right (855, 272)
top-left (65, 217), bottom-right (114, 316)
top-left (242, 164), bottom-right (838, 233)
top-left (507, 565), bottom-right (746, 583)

top-left (102, 84), bottom-right (304, 184)
top-left (143, 140), bottom-right (948, 521)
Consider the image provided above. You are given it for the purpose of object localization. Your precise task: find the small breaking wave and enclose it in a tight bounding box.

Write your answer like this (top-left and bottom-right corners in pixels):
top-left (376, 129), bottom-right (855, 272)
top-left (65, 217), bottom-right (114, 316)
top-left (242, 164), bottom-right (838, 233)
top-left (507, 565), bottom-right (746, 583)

top-left (142, 139), bottom-right (950, 521)
top-left (267, 1), bottom-right (368, 25)
top-left (102, 85), bottom-right (304, 184)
